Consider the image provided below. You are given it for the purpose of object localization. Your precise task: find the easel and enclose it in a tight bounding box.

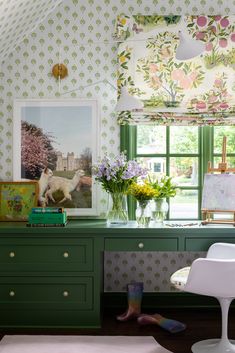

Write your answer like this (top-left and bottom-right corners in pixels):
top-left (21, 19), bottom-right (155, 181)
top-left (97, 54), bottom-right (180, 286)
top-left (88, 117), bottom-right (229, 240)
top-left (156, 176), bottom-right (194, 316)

top-left (207, 136), bottom-right (235, 174)
top-left (202, 136), bottom-right (235, 226)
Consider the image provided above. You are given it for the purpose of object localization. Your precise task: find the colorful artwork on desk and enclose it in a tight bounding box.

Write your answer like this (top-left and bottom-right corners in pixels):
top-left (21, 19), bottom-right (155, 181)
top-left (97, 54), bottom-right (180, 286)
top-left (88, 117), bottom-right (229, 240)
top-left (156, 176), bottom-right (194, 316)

top-left (0, 182), bottom-right (38, 221)
top-left (201, 174), bottom-right (235, 211)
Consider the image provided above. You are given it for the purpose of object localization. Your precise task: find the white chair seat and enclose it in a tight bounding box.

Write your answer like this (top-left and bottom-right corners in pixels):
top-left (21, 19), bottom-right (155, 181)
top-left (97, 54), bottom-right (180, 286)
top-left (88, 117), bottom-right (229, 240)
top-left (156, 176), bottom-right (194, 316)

top-left (170, 266), bottom-right (190, 290)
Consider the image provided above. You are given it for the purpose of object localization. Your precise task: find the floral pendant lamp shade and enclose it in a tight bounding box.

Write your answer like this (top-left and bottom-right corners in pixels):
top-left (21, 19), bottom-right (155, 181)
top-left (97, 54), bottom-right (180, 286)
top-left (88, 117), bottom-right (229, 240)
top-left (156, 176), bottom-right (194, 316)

top-left (115, 15), bottom-right (235, 126)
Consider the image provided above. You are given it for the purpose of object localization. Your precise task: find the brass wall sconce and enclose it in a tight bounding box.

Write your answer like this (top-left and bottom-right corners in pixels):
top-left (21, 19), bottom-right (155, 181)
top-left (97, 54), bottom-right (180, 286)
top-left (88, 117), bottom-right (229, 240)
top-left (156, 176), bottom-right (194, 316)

top-left (52, 63), bottom-right (68, 80)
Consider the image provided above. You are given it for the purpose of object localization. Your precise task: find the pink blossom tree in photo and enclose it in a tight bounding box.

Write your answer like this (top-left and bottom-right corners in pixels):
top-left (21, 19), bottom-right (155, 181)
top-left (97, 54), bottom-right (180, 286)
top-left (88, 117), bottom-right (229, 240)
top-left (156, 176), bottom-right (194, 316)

top-left (21, 121), bottom-right (57, 179)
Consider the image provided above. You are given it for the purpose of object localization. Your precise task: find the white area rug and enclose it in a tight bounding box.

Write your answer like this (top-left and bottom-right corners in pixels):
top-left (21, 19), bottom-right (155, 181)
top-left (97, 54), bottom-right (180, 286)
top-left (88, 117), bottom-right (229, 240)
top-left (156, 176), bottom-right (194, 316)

top-left (0, 335), bottom-right (172, 353)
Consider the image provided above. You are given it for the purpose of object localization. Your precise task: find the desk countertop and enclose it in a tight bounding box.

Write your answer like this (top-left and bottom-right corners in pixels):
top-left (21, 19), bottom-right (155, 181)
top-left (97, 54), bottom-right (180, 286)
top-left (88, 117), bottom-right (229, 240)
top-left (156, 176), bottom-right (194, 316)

top-left (0, 219), bottom-right (234, 233)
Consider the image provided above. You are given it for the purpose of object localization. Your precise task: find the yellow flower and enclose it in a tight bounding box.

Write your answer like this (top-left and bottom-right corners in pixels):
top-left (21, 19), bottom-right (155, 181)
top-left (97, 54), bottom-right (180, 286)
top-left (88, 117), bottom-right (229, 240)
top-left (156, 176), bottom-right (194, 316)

top-left (119, 56), bottom-right (126, 63)
top-left (120, 18), bottom-right (127, 25)
top-left (128, 181), bottom-right (158, 201)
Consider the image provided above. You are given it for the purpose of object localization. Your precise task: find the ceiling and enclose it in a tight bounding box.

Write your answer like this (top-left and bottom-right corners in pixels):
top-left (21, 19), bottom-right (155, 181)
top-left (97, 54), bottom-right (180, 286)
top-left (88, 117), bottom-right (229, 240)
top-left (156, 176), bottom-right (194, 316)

top-left (0, 0), bottom-right (63, 63)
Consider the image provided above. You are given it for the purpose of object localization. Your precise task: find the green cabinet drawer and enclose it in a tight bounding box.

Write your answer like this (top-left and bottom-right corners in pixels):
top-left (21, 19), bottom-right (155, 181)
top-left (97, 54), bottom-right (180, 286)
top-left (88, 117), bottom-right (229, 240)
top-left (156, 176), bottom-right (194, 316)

top-left (0, 238), bottom-right (93, 272)
top-left (105, 237), bottom-right (178, 251)
top-left (185, 237), bottom-right (235, 251)
top-left (0, 276), bottom-right (93, 310)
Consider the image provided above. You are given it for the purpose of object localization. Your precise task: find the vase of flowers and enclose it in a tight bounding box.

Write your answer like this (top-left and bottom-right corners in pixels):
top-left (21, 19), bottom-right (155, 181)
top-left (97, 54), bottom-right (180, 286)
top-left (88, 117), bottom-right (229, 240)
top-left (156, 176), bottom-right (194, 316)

top-left (153, 198), bottom-right (169, 224)
top-left (150, 176), bottom-right (177, 224)
top-left (106, 192), bottom-right (128, 226)
top-left (93, 153), bottom-right (148, 226)
top-left (128, 181), bottom-right (157, 228)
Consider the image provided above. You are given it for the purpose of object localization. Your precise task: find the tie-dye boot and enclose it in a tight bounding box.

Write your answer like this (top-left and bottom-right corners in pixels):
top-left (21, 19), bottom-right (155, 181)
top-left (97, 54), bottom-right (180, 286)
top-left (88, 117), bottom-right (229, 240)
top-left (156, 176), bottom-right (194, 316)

top-left (116, 282), bottom-right (143, 322)
top-left (137, 313), bottom-right (186, 333)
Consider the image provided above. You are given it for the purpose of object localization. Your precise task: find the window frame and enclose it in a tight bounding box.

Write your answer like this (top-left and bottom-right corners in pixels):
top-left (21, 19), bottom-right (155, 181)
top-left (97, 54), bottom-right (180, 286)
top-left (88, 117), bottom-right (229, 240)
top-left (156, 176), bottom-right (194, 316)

top-left (121, 125), bottom-right (216, 220)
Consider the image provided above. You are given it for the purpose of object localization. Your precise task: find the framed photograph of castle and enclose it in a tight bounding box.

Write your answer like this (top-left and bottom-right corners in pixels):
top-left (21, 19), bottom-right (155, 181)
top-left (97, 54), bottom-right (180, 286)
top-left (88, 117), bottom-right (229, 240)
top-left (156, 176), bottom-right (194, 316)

top-left (13, 99), bottom-right (100, 216)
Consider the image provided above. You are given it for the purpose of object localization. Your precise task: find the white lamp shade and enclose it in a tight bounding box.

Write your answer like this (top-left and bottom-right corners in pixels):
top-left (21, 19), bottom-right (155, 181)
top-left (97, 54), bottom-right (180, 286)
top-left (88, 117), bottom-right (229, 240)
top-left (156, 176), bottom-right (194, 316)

top-left (176, 31), bottom-right (205, 61)
top-left (115, 87), bottom-right (144, 111)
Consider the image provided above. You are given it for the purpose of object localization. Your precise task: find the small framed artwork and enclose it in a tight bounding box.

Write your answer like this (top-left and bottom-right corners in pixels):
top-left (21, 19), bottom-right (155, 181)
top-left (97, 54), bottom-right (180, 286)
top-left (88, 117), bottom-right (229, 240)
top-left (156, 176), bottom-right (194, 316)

top-left (13, 99), bottom-right (99, 217)
top-left (0, 181), bottom-right (39, 221)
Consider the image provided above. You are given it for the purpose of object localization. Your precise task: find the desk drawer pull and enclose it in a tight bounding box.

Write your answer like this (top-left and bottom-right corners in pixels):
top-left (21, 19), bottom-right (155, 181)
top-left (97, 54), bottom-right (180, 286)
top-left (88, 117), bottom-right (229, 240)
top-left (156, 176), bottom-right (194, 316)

top-left (63, 252), bottom-right (69, 258)
top-left (138, 242), bottom-right (144, 249)
top-left (9, 291), bottom-right (15, 297)
top-left (63, 291), bottom-right (69, 297)
top-left (9, 252), bottom-right (15, 258)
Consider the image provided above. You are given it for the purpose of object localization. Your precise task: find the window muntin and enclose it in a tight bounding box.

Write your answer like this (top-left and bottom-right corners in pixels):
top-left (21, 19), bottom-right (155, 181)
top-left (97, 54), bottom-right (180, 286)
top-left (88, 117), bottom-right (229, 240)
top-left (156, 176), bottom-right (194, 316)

top-left (136, 126), bottom-right (200, 220)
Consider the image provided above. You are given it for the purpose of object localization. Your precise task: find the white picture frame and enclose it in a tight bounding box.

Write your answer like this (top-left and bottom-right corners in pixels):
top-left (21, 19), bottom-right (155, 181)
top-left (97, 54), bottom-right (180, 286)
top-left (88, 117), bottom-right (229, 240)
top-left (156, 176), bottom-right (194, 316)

top-left (13, 99), bottom-right (100, 217)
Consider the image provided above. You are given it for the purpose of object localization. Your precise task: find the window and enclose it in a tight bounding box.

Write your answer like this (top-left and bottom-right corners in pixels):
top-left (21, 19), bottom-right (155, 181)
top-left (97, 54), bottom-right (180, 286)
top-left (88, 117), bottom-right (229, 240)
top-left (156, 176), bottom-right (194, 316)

top-left (121, 125), bottom-right (235, 220)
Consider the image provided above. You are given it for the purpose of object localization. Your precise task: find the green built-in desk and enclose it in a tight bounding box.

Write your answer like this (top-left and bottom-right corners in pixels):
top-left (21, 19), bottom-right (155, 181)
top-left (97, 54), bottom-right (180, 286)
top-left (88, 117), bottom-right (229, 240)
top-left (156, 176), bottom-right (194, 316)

top-left (0, 220), bottom-right (234, 328)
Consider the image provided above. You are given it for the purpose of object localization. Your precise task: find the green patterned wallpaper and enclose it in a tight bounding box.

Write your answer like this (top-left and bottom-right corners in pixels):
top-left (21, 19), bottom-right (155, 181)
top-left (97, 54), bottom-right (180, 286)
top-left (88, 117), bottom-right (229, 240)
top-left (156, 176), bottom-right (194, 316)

top-left (0, 0), bottom-right (63, 62)
top-left (0, 0), bottom-right (234, 291)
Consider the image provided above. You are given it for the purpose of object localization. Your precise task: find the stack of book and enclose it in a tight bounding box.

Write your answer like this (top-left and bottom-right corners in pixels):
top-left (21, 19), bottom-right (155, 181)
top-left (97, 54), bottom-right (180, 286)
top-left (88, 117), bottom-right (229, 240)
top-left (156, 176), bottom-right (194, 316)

top-left (27, 207), bottom-right (67, 227)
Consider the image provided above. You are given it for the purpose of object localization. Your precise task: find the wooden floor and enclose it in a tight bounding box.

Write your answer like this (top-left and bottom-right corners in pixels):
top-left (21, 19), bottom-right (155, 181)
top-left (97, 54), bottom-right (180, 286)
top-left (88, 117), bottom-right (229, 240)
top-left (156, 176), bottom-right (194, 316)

top-left (0, 308), bottom-right (235, 353)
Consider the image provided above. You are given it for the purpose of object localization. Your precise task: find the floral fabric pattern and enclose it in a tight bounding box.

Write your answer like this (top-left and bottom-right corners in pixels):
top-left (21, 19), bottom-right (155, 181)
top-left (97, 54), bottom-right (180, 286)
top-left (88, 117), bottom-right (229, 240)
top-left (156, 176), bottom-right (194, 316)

top-left (115, 15), bottom-right (235, 126)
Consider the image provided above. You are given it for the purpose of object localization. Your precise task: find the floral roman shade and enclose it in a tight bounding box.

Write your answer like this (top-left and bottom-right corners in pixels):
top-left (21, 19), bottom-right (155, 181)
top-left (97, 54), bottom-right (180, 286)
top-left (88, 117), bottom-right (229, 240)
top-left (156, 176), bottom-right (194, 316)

top-left (115, 15), bottom-right (235, 125)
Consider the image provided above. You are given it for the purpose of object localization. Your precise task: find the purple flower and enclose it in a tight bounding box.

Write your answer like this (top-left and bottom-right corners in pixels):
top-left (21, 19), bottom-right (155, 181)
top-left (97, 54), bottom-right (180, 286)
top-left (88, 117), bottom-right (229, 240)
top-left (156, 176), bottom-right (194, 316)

top-left (92, 153), bottom-right (149, 193)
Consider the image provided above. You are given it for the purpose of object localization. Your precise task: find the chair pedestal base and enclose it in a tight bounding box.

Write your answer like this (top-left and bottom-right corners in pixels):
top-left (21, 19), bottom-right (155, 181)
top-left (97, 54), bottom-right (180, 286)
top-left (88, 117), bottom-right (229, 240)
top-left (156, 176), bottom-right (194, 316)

top-left (192, 339), bottom-right (235, 353)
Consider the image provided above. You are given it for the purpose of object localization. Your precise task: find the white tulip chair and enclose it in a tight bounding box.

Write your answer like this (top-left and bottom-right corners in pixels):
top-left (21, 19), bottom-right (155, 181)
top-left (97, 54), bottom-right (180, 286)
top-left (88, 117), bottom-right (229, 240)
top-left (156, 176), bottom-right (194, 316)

top-left (170, 242), bottom-right (235, 353)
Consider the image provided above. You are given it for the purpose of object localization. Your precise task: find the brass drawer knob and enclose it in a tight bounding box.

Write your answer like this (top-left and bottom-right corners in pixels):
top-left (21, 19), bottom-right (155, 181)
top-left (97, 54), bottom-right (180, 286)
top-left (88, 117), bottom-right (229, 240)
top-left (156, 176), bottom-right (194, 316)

top-left (9, 291), bottom-right (15, 297)
top-left (9, 252), bottom-right (15, 258)
top-left (138, 242), bottom-right (144, 249)
top-left (63, 291), bottom-right (69, 297)
top-left (63, 252), bottom-right (69, 258)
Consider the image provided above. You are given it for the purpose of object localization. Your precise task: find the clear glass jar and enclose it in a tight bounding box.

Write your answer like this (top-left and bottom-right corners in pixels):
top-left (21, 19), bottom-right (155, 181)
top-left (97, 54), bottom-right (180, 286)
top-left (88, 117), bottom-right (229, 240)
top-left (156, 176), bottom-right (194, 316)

top-left (152, 198), bottom-right (168, 224)
top-left (106, 192), bottom-right (128, 226)
top-left (136, 200), bottom-right (151, 228)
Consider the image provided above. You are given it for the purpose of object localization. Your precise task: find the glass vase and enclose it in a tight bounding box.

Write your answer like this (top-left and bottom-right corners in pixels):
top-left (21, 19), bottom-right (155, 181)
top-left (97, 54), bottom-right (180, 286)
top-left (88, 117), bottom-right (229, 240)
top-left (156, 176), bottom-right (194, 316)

top-left (152, 198), bottom-right (168, 224)
top-left (106, 192), bottom-right (128, 226)
top-left (136, 200), bottom-right (151, 228)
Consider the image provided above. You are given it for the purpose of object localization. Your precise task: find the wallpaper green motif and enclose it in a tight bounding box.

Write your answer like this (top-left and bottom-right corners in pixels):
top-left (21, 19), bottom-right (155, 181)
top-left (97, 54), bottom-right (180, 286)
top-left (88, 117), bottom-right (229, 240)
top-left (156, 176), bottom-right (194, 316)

top-left (0, 0), bottom-right (63, 61)
top-left (0, 0), bottom-right (234, 291)
top-left (104, 251), bottom-right (206, 292)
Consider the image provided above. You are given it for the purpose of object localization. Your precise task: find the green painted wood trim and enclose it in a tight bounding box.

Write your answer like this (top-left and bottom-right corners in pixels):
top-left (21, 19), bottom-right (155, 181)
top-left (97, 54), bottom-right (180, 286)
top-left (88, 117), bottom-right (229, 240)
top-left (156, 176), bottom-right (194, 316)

top-left (120, 125), bottom-right (136, 159)
top-left (201, 126), bottom-right (213, 177)
top-left (120, 125), bottom-right (137, 220)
